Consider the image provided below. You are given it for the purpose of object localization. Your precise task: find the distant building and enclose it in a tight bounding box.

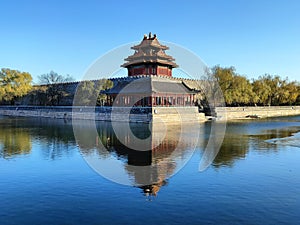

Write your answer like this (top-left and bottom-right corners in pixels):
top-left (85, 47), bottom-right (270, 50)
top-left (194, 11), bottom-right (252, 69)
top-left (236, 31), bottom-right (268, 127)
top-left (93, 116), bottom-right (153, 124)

top-left (122, 32), bottom-right (178, 77)
top-left (105, 33), bottom-right (201, 107)
top-left (12, 33), bottom-right (205, 123)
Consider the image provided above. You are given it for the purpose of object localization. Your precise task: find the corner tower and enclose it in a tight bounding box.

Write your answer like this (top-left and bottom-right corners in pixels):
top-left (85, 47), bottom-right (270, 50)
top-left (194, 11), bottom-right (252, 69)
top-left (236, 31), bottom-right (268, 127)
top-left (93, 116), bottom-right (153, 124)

top-left (121, 32), bottom-right (178, 77)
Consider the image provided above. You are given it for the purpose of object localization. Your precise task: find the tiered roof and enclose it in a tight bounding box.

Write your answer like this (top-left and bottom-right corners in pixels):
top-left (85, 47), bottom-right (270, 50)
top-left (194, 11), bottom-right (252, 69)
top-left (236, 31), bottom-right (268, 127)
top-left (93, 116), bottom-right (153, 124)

top-left (121, 33), bottom-right (178, 68)
top-left (105, 76), bottom-right (198, 95)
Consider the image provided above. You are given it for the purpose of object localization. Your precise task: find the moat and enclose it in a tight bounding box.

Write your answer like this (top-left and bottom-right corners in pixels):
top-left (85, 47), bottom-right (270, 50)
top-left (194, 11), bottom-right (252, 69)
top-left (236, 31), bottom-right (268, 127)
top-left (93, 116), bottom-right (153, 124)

top-left (1, 115), bottom-right (300, 224)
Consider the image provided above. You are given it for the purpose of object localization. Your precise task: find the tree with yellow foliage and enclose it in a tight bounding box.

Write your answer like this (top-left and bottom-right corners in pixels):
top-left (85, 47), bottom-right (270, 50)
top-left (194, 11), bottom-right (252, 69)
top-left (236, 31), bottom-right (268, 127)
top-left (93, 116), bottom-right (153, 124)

top-left (0, 68), bottom-right (32, 104)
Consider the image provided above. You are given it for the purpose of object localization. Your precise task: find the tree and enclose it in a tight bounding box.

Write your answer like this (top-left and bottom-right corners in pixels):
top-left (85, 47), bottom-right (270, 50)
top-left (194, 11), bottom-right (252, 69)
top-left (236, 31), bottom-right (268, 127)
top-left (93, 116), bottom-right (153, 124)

top-left (211, 65), bottom-right (235, 105)
top-left (230, 75), bottom-right (257, 106)
top-left (96, 79), bottom-right (113, 106)
top-left (252, 77), bottom-right (271, 106)
top-left (26, 86), bottom-right (48, 105)
top-left (74, 79), bottom-right (113, 106)
top-left (37, 71), bottom-right (74, 105)
top-left (266, 75), bottom-right (281, 106)
top-left (75, 81), bottom-right (95, 106)
top-left (205, 66), bottom-right (300, 106)
top-left (0, 68), bottom-right (32, 104)
top-left (252, 74), bottom-right (289, 106)
top-left (277, 80), bottom-right (299, 105)
top-left (211, 66), bottom-right (256, 106)
top-left (38, 71), bottom-right (74, 84)
top-left (212, 66), bottom-right (235, 92)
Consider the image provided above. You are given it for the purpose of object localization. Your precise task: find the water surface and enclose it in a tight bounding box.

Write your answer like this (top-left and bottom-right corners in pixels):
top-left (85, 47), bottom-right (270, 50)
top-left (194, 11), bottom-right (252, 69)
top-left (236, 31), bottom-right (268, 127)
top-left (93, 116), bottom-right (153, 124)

top-left (1, 116), bottom-right (300, 224)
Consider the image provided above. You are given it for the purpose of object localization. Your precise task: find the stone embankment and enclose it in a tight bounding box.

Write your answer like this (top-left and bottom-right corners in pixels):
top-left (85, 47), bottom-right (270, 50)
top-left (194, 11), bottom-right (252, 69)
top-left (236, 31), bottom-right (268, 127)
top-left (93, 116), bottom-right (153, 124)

top-left (215, 106), bottom-right (300, 121)
top-left (1, 106), bottom-right (299, 123)
top-left (0, 106), bottom-right (206, 123)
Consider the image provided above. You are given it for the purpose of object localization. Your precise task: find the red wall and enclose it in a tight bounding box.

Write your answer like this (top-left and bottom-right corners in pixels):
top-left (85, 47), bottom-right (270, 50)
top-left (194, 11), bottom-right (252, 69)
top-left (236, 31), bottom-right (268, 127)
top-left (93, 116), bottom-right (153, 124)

top-left (128, 65), bottom-right (172, 76)
top-left (157, 65), bottom-right (172, 76)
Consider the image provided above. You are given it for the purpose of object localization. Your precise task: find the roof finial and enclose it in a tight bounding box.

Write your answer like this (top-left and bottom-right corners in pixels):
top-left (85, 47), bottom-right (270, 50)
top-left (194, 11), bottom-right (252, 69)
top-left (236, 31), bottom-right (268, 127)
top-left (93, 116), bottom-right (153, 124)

top-left (149, 32), bottom-right (152, 39)
top-left (143, 34), bottom-right (147, 40)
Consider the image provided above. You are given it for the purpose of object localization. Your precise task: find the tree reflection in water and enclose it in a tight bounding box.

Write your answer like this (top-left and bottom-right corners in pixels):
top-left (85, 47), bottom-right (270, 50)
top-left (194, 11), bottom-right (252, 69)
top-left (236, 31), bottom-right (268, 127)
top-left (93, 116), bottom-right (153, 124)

top-left (2, 116), bottom-right (299, 196)
top-left (0, 117), bottom-right (75, 160)
top-left (0, 119), bottom-right (32, 158)
top-left (212, 121), bottom-right (300, 168)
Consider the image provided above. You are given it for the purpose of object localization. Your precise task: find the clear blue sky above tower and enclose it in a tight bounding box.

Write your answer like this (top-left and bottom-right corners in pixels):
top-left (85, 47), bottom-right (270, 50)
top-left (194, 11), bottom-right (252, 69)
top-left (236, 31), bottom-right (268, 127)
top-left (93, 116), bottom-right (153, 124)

top-left (1, 0), bottom-right (299, 82)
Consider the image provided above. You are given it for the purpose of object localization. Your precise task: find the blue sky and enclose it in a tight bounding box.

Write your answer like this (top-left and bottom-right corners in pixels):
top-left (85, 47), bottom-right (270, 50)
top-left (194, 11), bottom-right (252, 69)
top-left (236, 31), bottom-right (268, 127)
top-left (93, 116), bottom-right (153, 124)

top-left (1, 0), bottom-right (299, 82)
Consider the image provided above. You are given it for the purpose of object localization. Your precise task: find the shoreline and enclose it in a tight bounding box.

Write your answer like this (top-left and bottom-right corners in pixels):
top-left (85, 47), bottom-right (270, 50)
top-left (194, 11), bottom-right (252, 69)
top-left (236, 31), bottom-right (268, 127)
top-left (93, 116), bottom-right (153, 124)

top-left (0, 106), bottom-right (300, 122)
top-left (215, 106), bottom-right (300, 121)
top-left (0, 106), bottom-right (206, 123)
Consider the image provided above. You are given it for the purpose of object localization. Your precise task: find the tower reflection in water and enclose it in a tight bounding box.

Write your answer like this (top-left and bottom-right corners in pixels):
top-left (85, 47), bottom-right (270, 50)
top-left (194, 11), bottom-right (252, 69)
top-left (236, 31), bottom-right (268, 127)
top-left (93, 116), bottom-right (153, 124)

top-left (76, 121), bottom-right (200, 197)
